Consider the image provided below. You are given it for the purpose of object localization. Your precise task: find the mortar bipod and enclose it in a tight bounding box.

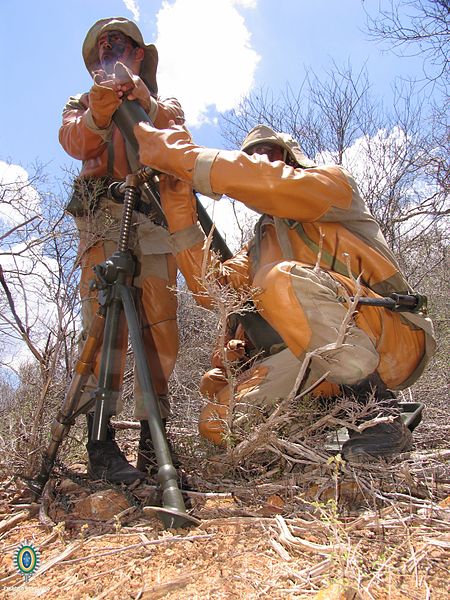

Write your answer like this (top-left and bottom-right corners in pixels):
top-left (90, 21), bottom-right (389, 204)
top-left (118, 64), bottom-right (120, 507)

top-left (31, 171), bottom-right (198, 530)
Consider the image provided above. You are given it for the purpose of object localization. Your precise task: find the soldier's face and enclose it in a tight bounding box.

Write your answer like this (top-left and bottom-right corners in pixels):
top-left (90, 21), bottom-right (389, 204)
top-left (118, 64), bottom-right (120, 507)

top-left (97, 30), bottom-right (136, 73)
top-left (247, 143), bottom-right (284, 163)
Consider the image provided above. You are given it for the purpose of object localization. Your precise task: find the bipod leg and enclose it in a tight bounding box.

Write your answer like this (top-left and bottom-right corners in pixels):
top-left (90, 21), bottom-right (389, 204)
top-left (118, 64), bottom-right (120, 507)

top-left (91, 270), bottom-right (127, 441)
top-left (28, 312), bottom-right (106, 497)
top-left (120, 284), bottom-right (196, 529)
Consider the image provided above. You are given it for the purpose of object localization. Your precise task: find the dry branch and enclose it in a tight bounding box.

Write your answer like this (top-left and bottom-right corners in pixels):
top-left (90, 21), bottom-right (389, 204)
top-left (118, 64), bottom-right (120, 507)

top-left (270, 538), bottom-right (292, 561)
top-left (0, 264), bottom-right (44, 365)
top-left (276, 515), bottom-right (342, 556)
top-left (59, 533), bottom-right (213, 565)
top-left (141, 573), bottom-right (203, 599)
top-left (291, 557), bottom-right (333, 584)
top-left (0, 510), bottom-right (29, 534)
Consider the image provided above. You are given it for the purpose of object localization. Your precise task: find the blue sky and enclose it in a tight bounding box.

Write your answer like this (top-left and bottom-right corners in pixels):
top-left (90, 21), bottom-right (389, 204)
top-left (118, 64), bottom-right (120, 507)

top-left (0, 0), bottom-right (428, 182)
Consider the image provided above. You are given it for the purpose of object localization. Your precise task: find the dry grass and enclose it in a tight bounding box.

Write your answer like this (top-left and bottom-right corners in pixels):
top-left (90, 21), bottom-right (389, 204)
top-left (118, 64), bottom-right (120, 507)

top-left (0, 398), bottom-right (448, 599)
top-left (1, 246), bottom-right (448, 599)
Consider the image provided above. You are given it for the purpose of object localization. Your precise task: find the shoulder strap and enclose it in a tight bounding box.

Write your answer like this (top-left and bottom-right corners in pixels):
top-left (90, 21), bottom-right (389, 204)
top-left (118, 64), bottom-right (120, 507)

top-left (273, 217), bottom-right (294, 260)
top-left (287, 219), bottom-right (352, 279)
top-left (107, 138), bottom-right (114, 178)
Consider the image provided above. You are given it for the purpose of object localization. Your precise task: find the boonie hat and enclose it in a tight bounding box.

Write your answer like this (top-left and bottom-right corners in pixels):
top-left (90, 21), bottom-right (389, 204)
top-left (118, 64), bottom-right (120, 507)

top-left (242, 124), bottom-right (316, 168)
top-left (82, 17), bottom-right (158, 94)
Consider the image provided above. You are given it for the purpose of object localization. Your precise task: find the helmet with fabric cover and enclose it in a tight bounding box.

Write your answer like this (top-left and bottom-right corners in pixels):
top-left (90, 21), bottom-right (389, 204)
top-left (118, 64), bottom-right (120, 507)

top-left (82, 17), bottom-right (158, 94)
top-left (241, 124), bottom-right (316, 168)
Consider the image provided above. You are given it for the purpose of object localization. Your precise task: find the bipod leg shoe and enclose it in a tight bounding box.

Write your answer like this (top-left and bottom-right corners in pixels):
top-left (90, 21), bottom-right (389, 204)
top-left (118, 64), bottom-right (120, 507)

top-left (137, 419), bottom-right (181, 476)
top-left (136, 418), bottom-right (192, 493)
top-left (86, 413), bottom-right (146, 484)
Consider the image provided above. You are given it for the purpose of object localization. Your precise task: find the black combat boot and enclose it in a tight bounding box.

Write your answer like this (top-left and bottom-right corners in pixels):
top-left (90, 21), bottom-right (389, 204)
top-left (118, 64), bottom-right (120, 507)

top-left (340, 373), bottom-right (413, 463)
top-left (86, 413), bottom-right (146, 484)
top-left (342, 418), bottom-right (413, 462)
top-left (136, 419), bottom-right (181, 476)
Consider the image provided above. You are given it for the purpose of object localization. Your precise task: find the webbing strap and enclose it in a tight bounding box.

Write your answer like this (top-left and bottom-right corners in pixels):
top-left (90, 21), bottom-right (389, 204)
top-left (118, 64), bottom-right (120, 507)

top-left (274, 217), bottom-right (294, 260)
top-left (287, 220), bottom-right (352, 279)
top-left (107, 138), bottom-right (114, 178)
top-left (250, 215), bottom-right (354, 281)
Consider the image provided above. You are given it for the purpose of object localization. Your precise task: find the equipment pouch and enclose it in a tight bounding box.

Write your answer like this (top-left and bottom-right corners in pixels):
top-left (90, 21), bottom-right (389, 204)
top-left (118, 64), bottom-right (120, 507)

top-left (65, 176), bottom-right (112, 217)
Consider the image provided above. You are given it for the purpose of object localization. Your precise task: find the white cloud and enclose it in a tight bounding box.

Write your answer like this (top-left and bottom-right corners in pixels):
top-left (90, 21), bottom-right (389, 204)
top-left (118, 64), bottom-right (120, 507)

top-left (317, 127), bottom-right (442, 238)
top-left (0, 161), bottom-right (40, 226)
top-left (154, 0), bottom-right (260, 126)
top-left (0, 242), bottom-right (60, 369)
top-left (0, 162), bottom-right (68, 372)
top-left (316, 126), bottom-right (410, 188)
top-left (122, 0), bottom-right (140, 22)
top-left (232, 0), bottom-right (257, 7)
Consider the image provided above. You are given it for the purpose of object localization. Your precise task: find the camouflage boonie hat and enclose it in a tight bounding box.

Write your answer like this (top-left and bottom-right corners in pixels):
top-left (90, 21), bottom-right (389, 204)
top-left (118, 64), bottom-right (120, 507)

top-left (241, 124), bottom-right (316, 168)
top-left (82, 17), bottom-right (158, 94)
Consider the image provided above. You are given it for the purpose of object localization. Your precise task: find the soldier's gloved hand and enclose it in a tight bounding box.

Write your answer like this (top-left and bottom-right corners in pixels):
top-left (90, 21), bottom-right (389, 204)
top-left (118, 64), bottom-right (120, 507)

top-left (134, 122), bottom-right (201, 182)
top-left (158, 175), bottom-right (198, 233)
top-left (224, 339), bottom-right (246, 363)
top-left (113, 62), bottom-right (156, 115)
top-left (89, 76), bottom-right (121, 129)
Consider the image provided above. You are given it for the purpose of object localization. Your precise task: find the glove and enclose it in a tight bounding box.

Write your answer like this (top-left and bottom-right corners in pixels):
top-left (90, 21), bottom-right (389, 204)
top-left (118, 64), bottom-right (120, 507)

top-left (114, 62), bottom-right (155, 115)
top-left (89, 80), bottom-right (121, 129)
top-left (159, 175), bottom-right (198, 233)
top-left (134, 122), bottom-right (201, 182)
top-left (224, 339), bottom-right (246, 363)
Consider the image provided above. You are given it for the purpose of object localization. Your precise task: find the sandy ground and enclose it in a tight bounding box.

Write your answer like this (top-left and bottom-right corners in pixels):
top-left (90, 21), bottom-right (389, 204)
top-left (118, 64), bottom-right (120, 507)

top-left (1, 419), bottom-right (449, 599)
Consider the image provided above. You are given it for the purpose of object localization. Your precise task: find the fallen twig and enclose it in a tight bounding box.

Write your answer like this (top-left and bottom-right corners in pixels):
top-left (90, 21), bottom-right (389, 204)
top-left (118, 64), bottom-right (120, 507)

top-left (39, 479), bottom-right (56, 528)
top-left (276, 515), bottom-right (342, 556)
top-left (0, 510), bottom-right (29, 534)
top-left (270, 538), bottom-right (292, 561)
top-left (291, 557), bottom-right (333, 584)
top-left (141, 572), bottom-right (203, 599)
top-left (403, 533), bottom-right (450, 573)
top-left (58, 533), bottom-right (213, 565)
